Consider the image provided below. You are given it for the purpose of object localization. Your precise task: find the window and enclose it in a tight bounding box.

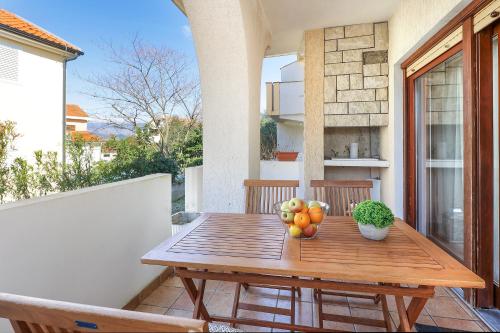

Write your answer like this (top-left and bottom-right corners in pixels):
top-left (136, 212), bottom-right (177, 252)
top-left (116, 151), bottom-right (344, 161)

top-left (0, 44), bottom-right (19, 82)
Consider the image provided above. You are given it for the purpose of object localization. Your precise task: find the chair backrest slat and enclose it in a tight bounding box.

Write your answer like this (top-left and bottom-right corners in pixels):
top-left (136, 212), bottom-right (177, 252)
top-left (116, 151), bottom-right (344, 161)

top-left (310, 180), bottom-right (373, 216)
top-left (0, 293), bottom-right (208, 333)
top-left (244, 179), bottom-right (300, 214)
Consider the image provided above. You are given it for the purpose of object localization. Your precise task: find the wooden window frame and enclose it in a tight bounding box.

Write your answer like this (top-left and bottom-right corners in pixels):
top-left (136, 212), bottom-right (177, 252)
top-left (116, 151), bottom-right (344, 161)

top-left (402, 0), bottom-right (495, 308)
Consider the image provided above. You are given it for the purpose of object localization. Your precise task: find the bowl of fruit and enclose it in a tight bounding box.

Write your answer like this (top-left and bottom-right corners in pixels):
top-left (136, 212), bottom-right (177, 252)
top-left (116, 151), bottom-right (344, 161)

top-left (274, 198), bottom-right (330, 239)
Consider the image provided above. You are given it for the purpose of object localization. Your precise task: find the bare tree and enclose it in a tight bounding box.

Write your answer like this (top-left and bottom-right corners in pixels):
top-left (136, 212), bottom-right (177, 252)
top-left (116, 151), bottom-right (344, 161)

top-left (84, 37), bottom-right (201, 156)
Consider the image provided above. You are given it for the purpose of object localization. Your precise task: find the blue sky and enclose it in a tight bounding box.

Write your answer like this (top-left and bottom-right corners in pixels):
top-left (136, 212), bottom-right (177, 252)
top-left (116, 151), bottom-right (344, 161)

top-left (2, 0), bottom-right (295, 116)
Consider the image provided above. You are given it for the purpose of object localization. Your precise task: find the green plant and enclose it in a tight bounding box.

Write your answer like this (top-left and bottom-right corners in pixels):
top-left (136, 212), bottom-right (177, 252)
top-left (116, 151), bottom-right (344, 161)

top-left (352, 200), bottom-right (394, 229)
top-left (260, 116), bottom-right (277, 160)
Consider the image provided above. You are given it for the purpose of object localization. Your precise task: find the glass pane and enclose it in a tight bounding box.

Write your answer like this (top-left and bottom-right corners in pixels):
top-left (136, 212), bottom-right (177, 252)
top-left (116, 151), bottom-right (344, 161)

top-left (493, 35), bottom-right (499, 284)
top-left (415, 52), bottom-right (464, 260)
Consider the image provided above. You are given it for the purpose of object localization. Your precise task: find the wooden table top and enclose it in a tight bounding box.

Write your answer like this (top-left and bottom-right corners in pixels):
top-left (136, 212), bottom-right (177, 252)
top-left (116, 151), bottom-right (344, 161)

top-left (141, 213), bottom-right (484, 289)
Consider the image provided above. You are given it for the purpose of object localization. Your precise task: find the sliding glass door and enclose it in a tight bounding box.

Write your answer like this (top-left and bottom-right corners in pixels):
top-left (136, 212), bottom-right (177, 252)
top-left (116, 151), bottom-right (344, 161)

top-left (413, 52), bottom-right (465, 261)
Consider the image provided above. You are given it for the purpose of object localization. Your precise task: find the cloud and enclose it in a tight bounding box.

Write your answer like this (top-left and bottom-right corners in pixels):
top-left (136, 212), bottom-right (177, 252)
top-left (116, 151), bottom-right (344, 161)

top-left (182, 24), bottom-right (192, 39)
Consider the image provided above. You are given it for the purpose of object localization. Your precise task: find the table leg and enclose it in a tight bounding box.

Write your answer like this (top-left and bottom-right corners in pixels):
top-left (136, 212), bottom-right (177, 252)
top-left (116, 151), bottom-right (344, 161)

top-left (397, 286), bottom-right (433, 332)
top-left (178, 270), bottom-right (211, 321)
top-left (378, 284), bottom-right (392, 332)
top-left (231, 281), bottom-right (242, 328)
top-left (193, 276), bottom-right (207, 319)
top-left (395, 296), bottom-right (411, 332)
top-left (315, 278), bottom-right (324, 329)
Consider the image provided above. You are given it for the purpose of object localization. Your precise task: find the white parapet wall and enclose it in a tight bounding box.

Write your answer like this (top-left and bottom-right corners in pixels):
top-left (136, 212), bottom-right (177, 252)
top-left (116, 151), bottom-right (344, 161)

top-left (185, 165), bottom-right (203, 212)
top-left (260, 160), bottom-right (305, 198)
top-left (0, 174), bottom-right (171, 332)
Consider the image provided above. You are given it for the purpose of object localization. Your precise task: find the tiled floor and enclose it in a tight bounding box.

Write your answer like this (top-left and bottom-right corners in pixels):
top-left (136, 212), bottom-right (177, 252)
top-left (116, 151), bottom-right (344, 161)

top-left (135, 275), bottom-right (491, 332)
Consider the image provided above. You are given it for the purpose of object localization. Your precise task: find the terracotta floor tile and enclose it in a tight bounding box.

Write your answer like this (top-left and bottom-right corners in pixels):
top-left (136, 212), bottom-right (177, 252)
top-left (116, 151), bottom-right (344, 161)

top-left (274, 299), bottom-right (313, 327)
top-left (217, 281), bottom-right (238, 294)
top-left (385, 295), bottom-right (427, 314)
top-left (206, 292), bottom-right (236, 317)
top-left (162, 276), bottom-right (184, 288)
top-left (238, 310), bottom-right (274, 332)
top-left (347, 295), bottom-right (382, 310)
top-left (278, 287), bottom-right (313, 303)
top-left (134, 304), bottom-right (167, 315)
top-left (312, 302), bottom-right (355, 332)
top-left (432, 316), bottom-right (485, 332)
top-left (390, 311), bottom-right (435, 332)
top-left (435, 287), bottom-right (452, 297)
top-left (165, 308), bottom-right (193, 318)
top-left (142, 286), bottom-right (184, 308)
top-left (170, 289), bottom-right (214, 311)
top-left (424, 296), bottom-right (475, 320)
top-left (242, 293), bottom-right (278, 307)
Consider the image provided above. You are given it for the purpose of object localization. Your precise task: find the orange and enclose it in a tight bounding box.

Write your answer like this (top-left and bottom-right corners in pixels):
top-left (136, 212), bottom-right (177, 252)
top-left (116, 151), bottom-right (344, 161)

top-left (294, 212), bottom-right (311, 229)
top-left (301, 207), bottom-right (309, 214)
top-left (309, 207), bottom-right (324, 224)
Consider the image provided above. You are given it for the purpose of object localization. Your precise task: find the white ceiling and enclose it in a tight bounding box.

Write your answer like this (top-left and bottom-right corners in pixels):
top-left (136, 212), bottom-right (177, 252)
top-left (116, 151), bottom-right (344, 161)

top-left (260, 0), bottom-right (401, 56)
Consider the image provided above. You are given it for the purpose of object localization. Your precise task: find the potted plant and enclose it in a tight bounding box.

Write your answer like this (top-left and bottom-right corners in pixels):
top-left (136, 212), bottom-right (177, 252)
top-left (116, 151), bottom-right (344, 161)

top-left (274, 143), bottom-right (298, 161)
top-left (352, 200), bottom-right (394, 241)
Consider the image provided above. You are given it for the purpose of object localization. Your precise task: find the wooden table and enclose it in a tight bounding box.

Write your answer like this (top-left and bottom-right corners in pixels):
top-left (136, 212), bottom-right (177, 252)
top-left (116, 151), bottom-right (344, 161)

top-left (141, 213), bottom-right (484, 332)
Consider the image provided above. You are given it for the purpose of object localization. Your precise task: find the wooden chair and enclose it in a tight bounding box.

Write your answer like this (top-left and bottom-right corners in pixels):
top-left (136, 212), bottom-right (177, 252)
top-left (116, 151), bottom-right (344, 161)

top-left (311, 180), bottom-right (373, 216)
top-left (232, 180), bottom-right (300, 328)
top-left (309, 180), bottom-right (390, 330)
top-left (244, 179), bottom-right (299, 214)
top-left (0, 292), bottom-right (237, 333)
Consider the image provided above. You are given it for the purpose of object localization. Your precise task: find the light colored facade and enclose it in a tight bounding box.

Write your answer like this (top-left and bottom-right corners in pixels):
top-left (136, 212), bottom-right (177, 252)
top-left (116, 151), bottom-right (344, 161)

top-left (175, 0), bottom-right (470, 218)
top-left (0, 10), bottom-right (82, 162)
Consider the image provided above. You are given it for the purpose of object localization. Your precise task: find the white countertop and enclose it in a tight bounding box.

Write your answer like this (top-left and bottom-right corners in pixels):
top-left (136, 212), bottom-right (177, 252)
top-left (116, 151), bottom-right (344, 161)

top-left (324, 158), bottom-right (390, 168)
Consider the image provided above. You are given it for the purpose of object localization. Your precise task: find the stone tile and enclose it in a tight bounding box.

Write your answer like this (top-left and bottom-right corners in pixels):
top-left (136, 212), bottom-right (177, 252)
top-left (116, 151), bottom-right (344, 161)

top-left (376, 88), bottom-right (388, 101)
top-left (325, 51), bottom-right (342, 64)
top-left (142, 286), bottom-right (184, 308)
top-left (313, 301), bottom-right (355, 331)
top-left (343, 49), bottom-right (363, 62)
top-left (347, 296), bottom-right (382, 310)
top-left (244, 286), bottom-right (280, 298)
top-left (325, 26), bottom-right (344, 40)
top-left (337, 75), bottom-right (350, 91)
top-left (349, 101), bottom-right (380, 114)
top-left (381, 63), bottom-right (389, 75)
top-left (278, 288), bottom-right (313, 303)
top-left (325, 114), bottom-right (369, 127)
top-left (325, 103), bottom-right (348, 115)
top-left (381, 101), bottom-right (388, 113)
top-left (324, 76), bottom-right (337, 102)
top-left (171, 289), bottom-right (214, 311)
top-left (338, 35), bottom-right (374, 51)
top-left (363, 63), bottom-right (381, 76)
top-left (325, 39), bottom-right (338, 52)
top-left (350, 74), bottom-right (363, 90)
top-left (345, 23), bottom-right (374, 38)
top-left (370, 114), bottom-right (389, 126)
top-left (165, 308), bottom-right (193, 318)
top-left (325, 62), bottom-right (362, 76)
top-left (135, 304), bottom-right (167, 314)
top-left (364, 76), bottom-right (389, 89)
top-left (337, 89), bottom-right (375, 102)
top-left (424, 296), bottom-right (475, 320)
top-left (216, 281), bottom-right (238, 294)
top-left (374, 22), bottom-right (389, 50)
top-left (432, 317), bottom-right (485, 332)
top-left (363, 50), bottom-right (388, 64)
top-left (350, 308), bottom-right (386, 332)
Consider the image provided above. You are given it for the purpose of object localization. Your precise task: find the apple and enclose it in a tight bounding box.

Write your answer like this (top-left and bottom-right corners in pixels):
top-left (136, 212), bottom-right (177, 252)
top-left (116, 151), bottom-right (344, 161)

top-left (303, 224), bottom-right (318, 238)
top-left (281, 201), bottom-right (290, 212)
top-left (288, 198), bottom-right (304, 212)
top-left (281, 211), bottom-right (294, 223)
top-left (289, 225), bottom-right (302, 238)
top-left (309, 201), bottom-right (321, 209)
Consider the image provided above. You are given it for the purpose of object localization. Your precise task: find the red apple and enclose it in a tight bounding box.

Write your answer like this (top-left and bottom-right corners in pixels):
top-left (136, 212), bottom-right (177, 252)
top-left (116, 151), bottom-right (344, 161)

top-left (303, 224), bottom-right (318, 238)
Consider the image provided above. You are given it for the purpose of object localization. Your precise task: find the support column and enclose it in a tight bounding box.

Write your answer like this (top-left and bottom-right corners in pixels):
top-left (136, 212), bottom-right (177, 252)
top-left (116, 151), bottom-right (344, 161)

top-left (183, 0), bottom-right (271, 212)
top-left (304, 29), bottom-right (325, 197)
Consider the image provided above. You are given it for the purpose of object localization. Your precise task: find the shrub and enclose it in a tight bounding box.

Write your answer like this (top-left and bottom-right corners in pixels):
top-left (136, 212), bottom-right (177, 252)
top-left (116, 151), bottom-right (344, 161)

top-left (352, 200), bottom-right (394, 229)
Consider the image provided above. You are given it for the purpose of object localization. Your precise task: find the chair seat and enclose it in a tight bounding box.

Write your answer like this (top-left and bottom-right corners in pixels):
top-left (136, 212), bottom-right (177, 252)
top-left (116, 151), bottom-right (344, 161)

top-left (209, 323), bottom-right (244, 332)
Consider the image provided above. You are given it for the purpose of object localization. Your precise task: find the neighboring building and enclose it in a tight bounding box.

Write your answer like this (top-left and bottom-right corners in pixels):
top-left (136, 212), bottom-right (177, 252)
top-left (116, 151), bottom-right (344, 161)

top-left (65, 104), bottom-right (115, 162)
top-left (0, 9), bottom-right (83, 162)
top-left (266, 60), bottom-right (305, 154)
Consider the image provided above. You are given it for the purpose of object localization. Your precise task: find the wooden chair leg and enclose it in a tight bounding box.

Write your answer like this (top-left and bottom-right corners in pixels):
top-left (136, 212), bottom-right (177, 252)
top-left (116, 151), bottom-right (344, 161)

top-left (291, 276), bottom-right (301, 297)
top-left (242, 282), bottom-right (250, 290)
top-left (231, 282), bottom-right (242, 328)
top-left (380, 294), bottom-right (392, 332)
top-left (374, 293), bottom-right (382, 304)
top-left (315, 278), bottom-right (324, 329)
top-left (290, 283), bottom-right (296, 333)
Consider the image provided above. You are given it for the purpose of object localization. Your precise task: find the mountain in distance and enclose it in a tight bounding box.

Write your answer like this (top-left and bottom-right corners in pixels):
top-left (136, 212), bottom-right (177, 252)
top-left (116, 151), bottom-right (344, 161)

top-left (87, 122), bottom-right (134, 139)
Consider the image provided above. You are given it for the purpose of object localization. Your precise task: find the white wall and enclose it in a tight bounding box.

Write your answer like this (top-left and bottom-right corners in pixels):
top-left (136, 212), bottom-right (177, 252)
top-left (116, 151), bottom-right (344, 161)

top-left (381, 0), bottom-right (472, 218)
top-left (260, 160), bottom-right (304, 198)
top-left (184, 0), bottom-right (271, 212)
top-left (279, 81), bottom-right (304, 117)
top-left (281, 61), bottom-right (304, 82)
top-left (185, 165), bottom-right (203, 212)
top-left (0, 37), bottom-right (65, 163)
top-left (0, 174), bottom-right (171, 332)
top-left (277, 121), bottom-right (304, 153)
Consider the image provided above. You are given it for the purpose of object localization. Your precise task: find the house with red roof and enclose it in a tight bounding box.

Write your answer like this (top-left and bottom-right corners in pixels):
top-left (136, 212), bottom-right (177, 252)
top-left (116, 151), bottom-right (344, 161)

top-left (0, 9), bottom-right (82, 162)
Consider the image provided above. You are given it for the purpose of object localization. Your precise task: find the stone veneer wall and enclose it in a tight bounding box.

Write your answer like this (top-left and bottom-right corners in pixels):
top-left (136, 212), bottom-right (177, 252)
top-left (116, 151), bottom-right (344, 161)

top-left (323, 22), bottom-right (389, 127)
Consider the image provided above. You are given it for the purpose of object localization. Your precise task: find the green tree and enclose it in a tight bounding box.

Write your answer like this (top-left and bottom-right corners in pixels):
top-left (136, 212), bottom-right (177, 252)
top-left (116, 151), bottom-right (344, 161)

top-left (0, 121), bottom-right (19, 203)
top-left (168, 117), bottom-right (202, 170)
top-left (59, 135), bottom-right (94, 191)
top-left (10, 157), bottom-right (33, 200)
top-left (260, 116), bottom-right (277, 160)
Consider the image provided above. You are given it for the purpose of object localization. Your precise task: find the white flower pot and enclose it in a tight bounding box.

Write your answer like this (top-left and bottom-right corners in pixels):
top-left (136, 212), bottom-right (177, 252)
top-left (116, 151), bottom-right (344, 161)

top-left (357, 223), bottom-right (390, 241)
